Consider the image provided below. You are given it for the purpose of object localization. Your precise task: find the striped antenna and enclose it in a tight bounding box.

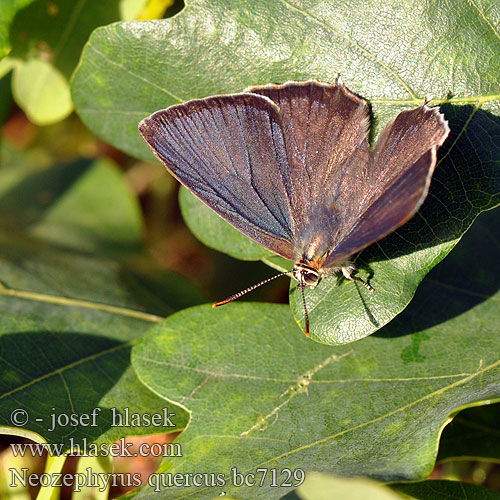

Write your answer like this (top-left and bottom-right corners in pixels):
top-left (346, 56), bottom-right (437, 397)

top-left (213, 271), bottom-right (291, 307)
top-left (300, 282), bottom-right (310, 337)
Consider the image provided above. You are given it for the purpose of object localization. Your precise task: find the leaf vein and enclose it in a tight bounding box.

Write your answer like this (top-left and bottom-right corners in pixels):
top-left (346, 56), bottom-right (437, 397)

top-left (0, 342), bottom-right (133, 401)
top-left (0, 282), bottom-right (163, 322)
top-left (87, 44), bottom-right (184, 103)
top-left (278, 0), bottom-right (418, 97)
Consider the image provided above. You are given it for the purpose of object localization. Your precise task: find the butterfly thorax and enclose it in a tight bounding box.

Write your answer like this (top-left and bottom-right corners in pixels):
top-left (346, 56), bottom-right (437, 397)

top-left (293, 203), bottom-right (342, 271)
top-left (293, 231), bottom-right (347, 288)
top-left (293, 224), bottom-right (337, 288)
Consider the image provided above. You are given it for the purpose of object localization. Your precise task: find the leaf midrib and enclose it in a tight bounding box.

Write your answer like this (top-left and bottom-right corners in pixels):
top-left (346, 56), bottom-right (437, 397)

top-left (0, 281), bottom-right (164, 322)
top-left (138, 354), bottom-right (478, 384)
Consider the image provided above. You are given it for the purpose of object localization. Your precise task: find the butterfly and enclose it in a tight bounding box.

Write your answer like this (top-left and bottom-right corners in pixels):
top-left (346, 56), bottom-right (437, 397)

top-left (139, 78), bottom-right (450, 337)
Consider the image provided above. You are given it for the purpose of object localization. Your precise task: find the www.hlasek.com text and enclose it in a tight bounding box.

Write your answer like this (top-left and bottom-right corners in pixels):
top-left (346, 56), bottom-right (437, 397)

top-left (10, 438), bottom-right (182, 458)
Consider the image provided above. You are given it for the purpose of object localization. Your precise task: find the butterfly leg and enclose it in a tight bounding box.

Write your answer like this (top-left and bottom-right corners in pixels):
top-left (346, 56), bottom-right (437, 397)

top-left (341, 264), bottom-right (374, 292)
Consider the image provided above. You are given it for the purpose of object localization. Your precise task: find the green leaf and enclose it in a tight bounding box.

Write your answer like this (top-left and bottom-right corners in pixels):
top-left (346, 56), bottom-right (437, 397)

top-left (7, 0), bottom-right (131, 124)
top-left (71, 1), bottom-right (500, 343)
top-left (0, 154), bottom-right (205, 308)
top-left (0, 0), bottom-right (35, 60)
top-left (281, 473), bottom-right (407, 500)
top-left (131, 207), bottom-right (500, 499)
top-left (11, 58), bottom-right (72, 125)
top-left (392, 480), bottom-right (500, 500)
top-left (437, 404), bottom-right (500, 463)
top-left (70, 0), bottom-right (500, 160)
top-left (0, 157), bottom-right (144, 256)
top-left (0, 231), bottom-right (190, 448)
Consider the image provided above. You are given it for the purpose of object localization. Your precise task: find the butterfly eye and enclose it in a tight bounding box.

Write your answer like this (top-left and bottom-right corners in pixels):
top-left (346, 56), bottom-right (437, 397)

top-left (303, 270), bottom-right (320, 286)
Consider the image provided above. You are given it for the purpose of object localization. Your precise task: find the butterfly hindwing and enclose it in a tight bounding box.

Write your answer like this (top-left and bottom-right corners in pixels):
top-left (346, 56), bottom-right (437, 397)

top-left (326, 104), bottom-right (450, 265)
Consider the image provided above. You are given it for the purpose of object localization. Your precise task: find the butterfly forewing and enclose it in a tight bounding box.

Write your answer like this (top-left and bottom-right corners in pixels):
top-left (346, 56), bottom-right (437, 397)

top-left (139, 94), bottom-right (296, 259)
top-left (326, 105), bottom-right (450, 265)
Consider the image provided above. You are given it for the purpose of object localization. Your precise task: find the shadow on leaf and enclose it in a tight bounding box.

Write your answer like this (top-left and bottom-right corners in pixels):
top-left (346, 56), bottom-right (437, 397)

top-left (0, 331), bottom-right (129, 446)
top-left (375, 206), bottom-right (500, 339)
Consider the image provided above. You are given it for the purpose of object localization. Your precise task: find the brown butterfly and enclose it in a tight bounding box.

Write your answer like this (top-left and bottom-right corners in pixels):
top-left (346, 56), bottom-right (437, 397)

top-left (139, 78), bottom-right (450, 337)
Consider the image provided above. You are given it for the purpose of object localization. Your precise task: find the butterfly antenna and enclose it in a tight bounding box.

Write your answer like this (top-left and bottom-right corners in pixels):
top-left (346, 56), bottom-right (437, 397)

top-left (213, 271), bottom-right (290, 308)
top-left (300, 282), bottom-right (310, 337)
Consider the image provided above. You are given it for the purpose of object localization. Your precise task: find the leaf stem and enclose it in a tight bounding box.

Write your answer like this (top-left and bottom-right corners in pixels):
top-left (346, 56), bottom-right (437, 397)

top-left (0, 281), bottom-right (164, 323)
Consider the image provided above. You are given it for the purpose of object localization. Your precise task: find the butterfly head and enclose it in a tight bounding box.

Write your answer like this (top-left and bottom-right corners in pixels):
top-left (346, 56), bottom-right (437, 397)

top-left (292, 262), bottom-right (321, 288)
